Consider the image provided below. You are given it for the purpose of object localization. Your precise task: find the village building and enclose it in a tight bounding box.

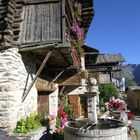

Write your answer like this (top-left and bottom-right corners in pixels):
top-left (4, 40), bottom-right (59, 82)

top-left (0, 0), bottom-right (94, 128)
top-left (126, 86), bottom-right (140, 110)
top-left (93, 53), bottom-right (125, 91)
top-left (64, 45), bottom-right (126, 118)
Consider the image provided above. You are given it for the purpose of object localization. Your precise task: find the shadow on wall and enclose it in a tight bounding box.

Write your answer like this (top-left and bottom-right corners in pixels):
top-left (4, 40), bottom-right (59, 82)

top-left (21, 53), bottom-right (36, 98)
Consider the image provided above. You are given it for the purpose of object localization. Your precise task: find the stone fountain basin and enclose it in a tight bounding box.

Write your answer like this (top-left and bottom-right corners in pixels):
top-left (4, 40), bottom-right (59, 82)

top-left (64, 119), bottom-right (128, 140)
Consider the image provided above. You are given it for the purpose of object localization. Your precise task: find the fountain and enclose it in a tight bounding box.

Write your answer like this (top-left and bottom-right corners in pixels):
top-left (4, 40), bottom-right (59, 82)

top-left (64, 77), bottom-right (128, 140)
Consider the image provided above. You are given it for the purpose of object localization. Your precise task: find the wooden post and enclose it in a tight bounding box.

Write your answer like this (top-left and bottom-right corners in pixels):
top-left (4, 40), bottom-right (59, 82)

top-left (22, 51), bottom-right (52, 102)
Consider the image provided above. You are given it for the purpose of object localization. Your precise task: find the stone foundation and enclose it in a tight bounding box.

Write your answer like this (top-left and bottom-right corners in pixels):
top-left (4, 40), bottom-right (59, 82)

top-left (0, 48), bottom-right (37, 128)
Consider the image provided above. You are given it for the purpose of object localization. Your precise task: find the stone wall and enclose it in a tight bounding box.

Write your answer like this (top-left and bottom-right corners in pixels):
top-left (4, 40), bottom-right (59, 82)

top-left (49, 84), bottom-right (58, 116)
top-left (0, 48), bottom-right (37, 128)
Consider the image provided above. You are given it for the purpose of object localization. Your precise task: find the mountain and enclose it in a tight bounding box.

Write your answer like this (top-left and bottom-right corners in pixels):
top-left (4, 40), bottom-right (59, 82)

top-left (123, 64), bottom-right (140, 86)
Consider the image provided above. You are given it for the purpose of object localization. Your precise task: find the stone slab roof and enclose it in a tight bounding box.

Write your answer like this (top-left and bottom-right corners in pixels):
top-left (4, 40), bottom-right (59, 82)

top-left (96, 53), bottom-right (126, 64)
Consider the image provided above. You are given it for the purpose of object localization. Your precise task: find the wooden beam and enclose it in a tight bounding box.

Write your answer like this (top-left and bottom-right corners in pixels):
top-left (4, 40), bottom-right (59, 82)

top-left (22, 51), bottom-right (52, 102)
top-left (19, 43), bottom-right (57, 52)
top-left (59, 86), bottom-right (65, 95)
top-left (49, 66), bottom-right (73, 84)
top-left (23, 0), bottom-right (61, 5)
top-left (50, 69), bottom-right (65, 84)
top-left (35, 78), bottom-right (56, 92)
top-left (85, 52), bottom-right (99, 55)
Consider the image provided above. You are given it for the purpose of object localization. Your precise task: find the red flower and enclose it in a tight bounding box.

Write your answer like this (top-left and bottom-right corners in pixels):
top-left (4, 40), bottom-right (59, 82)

top-left (55, 127), bottom-right (63, 133)
top-left (58, 109), bottom-right (67, 119)
top-left (127, 113), bottom-right (135, 120)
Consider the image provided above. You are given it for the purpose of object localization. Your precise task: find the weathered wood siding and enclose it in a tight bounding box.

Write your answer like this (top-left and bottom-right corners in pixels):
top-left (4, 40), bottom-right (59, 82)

top-left (19, 2), bottom-right (62, 44)
top-left (59, 73), bottom-right (81, 86)
top-left (38, 91), bottom-right (49, 113)
top-left (68, 95), bottom-right (87, 117)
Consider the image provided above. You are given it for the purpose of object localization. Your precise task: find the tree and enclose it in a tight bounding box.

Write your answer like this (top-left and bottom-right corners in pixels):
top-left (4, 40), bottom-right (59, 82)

top-left (125, 78), bottom-right (137, 87)
top-left (99, 83), bottom-right (119, 105)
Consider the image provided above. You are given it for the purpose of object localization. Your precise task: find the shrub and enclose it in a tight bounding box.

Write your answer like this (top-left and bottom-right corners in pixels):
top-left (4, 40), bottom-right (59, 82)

top-left (99, 83), bottom-right (119, 104)
top-left (14, 112), bottom-right (41, 134)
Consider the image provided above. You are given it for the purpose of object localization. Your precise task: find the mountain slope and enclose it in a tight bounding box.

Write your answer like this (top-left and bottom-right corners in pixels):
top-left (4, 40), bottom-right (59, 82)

top-left (123, 64), bottom-right (140, 86)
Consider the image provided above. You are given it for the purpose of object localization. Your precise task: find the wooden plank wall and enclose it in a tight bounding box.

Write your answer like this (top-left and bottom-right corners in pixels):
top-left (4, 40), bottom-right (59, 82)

top-left (58, 73), bottom-right (81, 86)
top-left (68, 95), bottom-right (87, 118)
top-left (38, 91), bottom-right (49, 113)
top-left (19, 2), bottom-right (61, 44)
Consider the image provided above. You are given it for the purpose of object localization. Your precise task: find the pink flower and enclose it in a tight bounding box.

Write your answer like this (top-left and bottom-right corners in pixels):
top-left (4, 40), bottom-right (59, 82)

top-left (107, 99), bottom-right (124, 111)
top-left (65, 32), bottom-right (70, 42)
top-left (61, 117), bottom-right (68, 127)
top-left (71, 24), bottom-right (83, 40)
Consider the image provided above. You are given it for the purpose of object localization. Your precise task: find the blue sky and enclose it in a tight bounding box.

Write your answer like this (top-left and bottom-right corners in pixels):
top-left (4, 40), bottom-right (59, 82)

top-left (85, 0), bottom-right (140, 64)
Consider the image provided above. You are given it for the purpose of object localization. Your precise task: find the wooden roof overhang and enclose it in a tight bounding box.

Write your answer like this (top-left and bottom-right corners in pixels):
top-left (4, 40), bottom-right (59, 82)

top-left (19, 42), bottom-right (81, 71)
top-left (78, 0), bottom-right (94, 33)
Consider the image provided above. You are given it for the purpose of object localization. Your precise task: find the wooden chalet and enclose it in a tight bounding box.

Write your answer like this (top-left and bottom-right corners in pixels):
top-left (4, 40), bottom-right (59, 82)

top-left (126, 86), bottom-right (140, 110)
top-left (0, 0), bottom-right (93, 69)
top-left (0, 0), bottom-right (94, 127)
top-left (85, 52), bottom-right (126, 83)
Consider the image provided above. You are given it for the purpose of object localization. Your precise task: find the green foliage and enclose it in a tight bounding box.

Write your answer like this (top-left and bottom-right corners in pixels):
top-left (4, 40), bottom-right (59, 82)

top-left (125, 78), bottom-right (137, 87)
top-left (59, 93), bottom-right (77, 119)
top-left (134, 128), bottom-right (139, 140)
top-left (99, 83), bottom-right (119, 104)
top-left (14, 112), bottom-right (41, 134)
top-left (37, 110), bottom-right (49, 125)
top-left (56, 117), bottom-right (61, 127)
top-left (64, 105), bottom-right (76, 119)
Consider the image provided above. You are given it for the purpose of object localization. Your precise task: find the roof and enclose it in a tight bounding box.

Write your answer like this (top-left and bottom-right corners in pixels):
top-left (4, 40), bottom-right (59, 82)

top-left (96, 53), bottom-right (126, 65)
top-left (128, 86), bottom-right (140, 91)
top-left (83, 44), bottom-right (99, 53)
top-left (79, 0), bottom-right (94, 33)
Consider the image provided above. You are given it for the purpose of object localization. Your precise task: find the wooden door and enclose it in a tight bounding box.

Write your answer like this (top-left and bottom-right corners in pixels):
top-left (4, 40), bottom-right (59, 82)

top-left (68, 95), bottom-right (87, 118)
top-left (37, 91), bottom-right (49, 114)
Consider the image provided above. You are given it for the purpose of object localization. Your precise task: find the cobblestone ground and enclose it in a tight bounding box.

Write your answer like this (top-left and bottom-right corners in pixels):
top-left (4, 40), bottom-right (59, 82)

top-left (132, 110), bottom-right (140, 138)
top-left (0, 130), bottom-right (18, 140)
top-left (0, 130), bottom-right (58, 140)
